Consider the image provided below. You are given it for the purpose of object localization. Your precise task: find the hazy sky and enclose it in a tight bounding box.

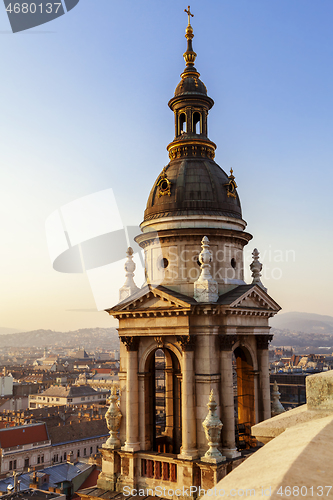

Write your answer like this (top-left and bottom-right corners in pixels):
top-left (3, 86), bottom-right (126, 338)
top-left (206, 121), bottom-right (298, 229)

top-left (1, 0), bottom-right (333, 332)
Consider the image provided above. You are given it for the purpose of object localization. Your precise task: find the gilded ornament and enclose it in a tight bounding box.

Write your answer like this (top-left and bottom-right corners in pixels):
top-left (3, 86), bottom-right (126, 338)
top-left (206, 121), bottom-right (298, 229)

top-left (157, 167), bottom-right (171, 197)
top-left (224, 168), bottom-right (238, 198)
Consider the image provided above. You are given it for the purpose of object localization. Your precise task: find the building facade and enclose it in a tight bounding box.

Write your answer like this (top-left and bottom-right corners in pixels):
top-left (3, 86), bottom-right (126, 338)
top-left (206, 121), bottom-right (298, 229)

top-left (29, 385), bottom-right (108, 409)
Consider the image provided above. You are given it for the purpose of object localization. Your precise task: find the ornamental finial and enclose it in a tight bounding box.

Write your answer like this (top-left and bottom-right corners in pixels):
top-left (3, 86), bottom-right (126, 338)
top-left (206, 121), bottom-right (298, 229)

top-left (183, 6), bottom-right (197, 68)
top-left (202, 389), bottom-right (225, 463)
top-left (271, 380), bottom-right (285, 417)
top-left (104, 385), bottom-right (122, 449)
top-left (250, 248), bottom-right (267, 292)
top-left (194, 236), bottom-right (219, 303)
top-left (119, 247), bottom-right (139, 301)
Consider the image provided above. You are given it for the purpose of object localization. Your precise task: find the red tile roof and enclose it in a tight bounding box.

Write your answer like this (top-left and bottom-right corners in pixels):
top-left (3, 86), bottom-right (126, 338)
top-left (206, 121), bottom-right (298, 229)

top-left (0, 423), bottom-right (48, 448)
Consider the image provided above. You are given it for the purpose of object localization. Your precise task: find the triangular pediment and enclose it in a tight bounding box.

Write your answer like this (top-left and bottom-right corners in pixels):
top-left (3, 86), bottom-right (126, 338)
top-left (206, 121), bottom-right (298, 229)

top-left (231, 286), bottom-right (281, 312)
top-left (218, 284), bottom-right (281, 312)
top-left (107, 284), bottom-right (195, 314)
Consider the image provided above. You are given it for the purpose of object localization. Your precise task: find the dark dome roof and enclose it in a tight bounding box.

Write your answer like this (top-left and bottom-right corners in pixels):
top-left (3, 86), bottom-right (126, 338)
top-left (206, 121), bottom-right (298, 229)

top-left (174, 75), bottom-right (207, 97)
top-left (144, 158), bottom-right (242, 221)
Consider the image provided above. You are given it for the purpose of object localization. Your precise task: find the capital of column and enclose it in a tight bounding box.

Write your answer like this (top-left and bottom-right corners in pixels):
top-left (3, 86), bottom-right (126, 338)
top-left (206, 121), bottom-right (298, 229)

top-left (256, 334), bottom-right (273, 350)
top-left (219, 334), bottom-right (237, 351)
top-left (176, 335), bottom-right (196, 351)
top-left (121, 336), bottom-right (140, 351)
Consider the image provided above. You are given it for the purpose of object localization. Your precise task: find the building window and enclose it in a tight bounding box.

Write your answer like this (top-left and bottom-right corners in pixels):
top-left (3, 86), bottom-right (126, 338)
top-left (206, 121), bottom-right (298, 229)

top-left (90, 447), bottom-right (93, 455)
top-left (13, 460), bottom-right (16, 470)
top-left (56, 398), bottom-right (59, 401)
top-left (41, 456), bottom-right (44, 463)
top-left (68, 398), bottom-right (72, 402)
top-left (37, 456), bottom-right (40, 464)
top-left (81, 397), bottom-right (85, 401)
top-left (24, 458), bottom-right (29, 469)
top-left (179, 113), bottom-right (186, 134)
top-left (193, 111), bottom-right (201, 134)
top-left (64, 452), bottom-right (67, 460)
top-left (84, 448), bottom-right (86, 456)
top-left (77, 450), bottom-right (80, 458)
top-left (9, 461), bottom-right (13, 471)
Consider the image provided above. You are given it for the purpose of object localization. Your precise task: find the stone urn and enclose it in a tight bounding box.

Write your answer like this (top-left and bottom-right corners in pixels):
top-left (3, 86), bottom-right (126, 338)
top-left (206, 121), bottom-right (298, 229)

top-left (105, 385), bottom-right (122, 449)
top-left (202, 389), bottom-right (225, 463)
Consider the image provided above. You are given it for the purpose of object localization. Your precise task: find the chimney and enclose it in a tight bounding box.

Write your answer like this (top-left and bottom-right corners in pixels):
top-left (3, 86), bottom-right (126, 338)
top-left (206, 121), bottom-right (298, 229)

top-left (13, 472), bottom-right (18, 493)
top-left (67, 451), bottom-right (74, 464)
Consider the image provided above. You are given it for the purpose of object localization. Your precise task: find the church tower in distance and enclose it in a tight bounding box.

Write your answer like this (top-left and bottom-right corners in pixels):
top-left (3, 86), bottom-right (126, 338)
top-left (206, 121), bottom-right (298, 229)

top-left (92, 7), bottom-right (281, 499)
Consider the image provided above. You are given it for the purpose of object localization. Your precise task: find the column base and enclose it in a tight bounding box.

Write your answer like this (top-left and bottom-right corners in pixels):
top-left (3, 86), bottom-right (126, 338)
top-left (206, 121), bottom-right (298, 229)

top-left (200, 455), bottom-right (226, 464)
top-left (222, 447), bottom-right (241, 459)
top-left (121, 442), bottom-right (140, 452)
top-left (178, 448), bottom-right (199, 460)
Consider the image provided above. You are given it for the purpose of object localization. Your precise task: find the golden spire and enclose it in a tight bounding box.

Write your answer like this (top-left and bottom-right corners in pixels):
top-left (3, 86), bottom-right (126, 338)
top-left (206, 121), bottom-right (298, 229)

top-left (183, 5), bottom-right (197, 68)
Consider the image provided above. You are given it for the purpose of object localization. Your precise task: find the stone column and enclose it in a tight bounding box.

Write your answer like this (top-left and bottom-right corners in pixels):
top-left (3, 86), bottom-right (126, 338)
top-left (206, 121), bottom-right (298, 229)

top-left (256, 335), bottom-right (273, 422)
top-left (219, 334), bottom-right (240, 459)
top-left (121, 337), bottom-right (140, 452)
top-left (177, 335), bottom-right (198, 460)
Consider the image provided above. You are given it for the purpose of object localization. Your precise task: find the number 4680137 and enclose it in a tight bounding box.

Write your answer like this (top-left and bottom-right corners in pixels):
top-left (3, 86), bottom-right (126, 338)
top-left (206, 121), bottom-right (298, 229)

top-left (6, 3), bottom-right (62, 14)
top-left (276, 486), bottom-right (332, 497)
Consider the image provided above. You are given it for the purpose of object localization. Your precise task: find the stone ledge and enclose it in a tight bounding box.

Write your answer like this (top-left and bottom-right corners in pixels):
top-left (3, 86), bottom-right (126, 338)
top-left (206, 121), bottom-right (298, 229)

top-left (251, 404), bottom-right (333, 443)
top-left (252, 370), bottom-right (333, 444)
top-left (202, 414), bottom-right (333, 499)
top-left (306, 369), bottom-right (333, 409)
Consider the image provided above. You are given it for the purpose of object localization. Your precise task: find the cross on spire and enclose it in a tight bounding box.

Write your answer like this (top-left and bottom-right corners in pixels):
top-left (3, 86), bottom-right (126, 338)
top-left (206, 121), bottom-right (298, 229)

top-left (184, 5), bottom-right (193, 26)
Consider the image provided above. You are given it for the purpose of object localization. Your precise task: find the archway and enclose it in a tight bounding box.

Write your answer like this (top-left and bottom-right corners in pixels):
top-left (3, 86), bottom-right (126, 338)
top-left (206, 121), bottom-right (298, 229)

top-left (146, 347), bottom-right (181, 454)
top-left (233, 345), bottom-right (255, 449)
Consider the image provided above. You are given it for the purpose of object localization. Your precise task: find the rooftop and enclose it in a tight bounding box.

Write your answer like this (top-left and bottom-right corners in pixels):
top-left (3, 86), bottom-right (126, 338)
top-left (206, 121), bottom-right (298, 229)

top-left (0, 423), bottom-right (48, 449)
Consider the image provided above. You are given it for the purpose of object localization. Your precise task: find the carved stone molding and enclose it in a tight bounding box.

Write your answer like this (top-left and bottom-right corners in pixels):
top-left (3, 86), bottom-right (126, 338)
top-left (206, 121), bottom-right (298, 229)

top-left (176, 335), bottom-right (195, 352)
top-left (256, 334), bottom-right (273, 350)
top-left (154, 336), bottom-right (164, 348)
top-left (218, 334), bottom-right (237, 351)
top-left (120, 336), bottom-right (139, 351)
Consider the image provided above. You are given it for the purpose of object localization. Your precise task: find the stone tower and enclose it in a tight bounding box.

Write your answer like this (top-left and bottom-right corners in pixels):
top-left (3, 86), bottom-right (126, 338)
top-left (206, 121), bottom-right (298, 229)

top-left (95, 8), bottom-right (281, 499)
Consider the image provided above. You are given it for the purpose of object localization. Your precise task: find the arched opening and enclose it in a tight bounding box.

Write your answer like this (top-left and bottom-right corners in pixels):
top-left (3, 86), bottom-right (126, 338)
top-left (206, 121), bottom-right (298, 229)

top-left (147, 347), bottom-right (181, 454)
top-left (233, 346), bottom-right (255, 450)
top-left (179, 113), bottom-right (186, 134)
top-left (193, 112), bottom-right (201, 134)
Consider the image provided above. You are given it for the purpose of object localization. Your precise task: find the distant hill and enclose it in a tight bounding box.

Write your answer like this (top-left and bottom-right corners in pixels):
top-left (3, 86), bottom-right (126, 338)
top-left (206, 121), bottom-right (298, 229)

top-left (270, 312), bottom-right (333, 334)
top-left (0, 327), bottom-right (23, 335)
top-left (0, 327), bottom-right (119, 350)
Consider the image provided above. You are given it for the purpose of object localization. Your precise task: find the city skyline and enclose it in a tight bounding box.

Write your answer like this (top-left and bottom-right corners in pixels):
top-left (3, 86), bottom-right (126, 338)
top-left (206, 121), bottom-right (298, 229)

top-left (1, 0), bottom-right (333, 332)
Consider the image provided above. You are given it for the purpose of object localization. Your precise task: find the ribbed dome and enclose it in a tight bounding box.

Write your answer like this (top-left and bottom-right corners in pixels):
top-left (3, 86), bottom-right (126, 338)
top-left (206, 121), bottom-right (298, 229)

top-left (144, 159), bottom-right (242, 221)
top-left (174, 74), bottom-right (207, 97)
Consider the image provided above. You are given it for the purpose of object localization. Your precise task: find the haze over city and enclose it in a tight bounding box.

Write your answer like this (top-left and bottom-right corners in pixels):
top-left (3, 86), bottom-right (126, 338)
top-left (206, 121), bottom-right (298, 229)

top-left (1, 0), bottom-right (333, 332)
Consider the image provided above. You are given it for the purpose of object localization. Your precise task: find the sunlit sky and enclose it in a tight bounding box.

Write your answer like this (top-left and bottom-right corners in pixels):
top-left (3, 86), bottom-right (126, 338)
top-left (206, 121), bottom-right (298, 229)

top-left (1, 0), bottom-right (333, 332)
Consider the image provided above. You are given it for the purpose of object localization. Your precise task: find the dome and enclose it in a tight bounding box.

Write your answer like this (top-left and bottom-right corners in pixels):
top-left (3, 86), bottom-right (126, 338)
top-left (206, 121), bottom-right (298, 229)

top-left (174, 74), bottom-right (208, 97)
top-left (144, 158), bottom-right (242, 222)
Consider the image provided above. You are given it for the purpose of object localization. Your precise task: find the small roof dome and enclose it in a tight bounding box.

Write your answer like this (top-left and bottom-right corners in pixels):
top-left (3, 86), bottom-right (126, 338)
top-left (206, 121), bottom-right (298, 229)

top-left (174, 74), bottom-right (208, 97)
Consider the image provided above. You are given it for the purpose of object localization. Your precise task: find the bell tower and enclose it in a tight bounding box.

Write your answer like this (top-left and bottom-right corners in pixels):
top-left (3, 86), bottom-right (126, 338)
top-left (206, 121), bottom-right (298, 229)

top-left (93, 7), bottom-right (281, 500)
